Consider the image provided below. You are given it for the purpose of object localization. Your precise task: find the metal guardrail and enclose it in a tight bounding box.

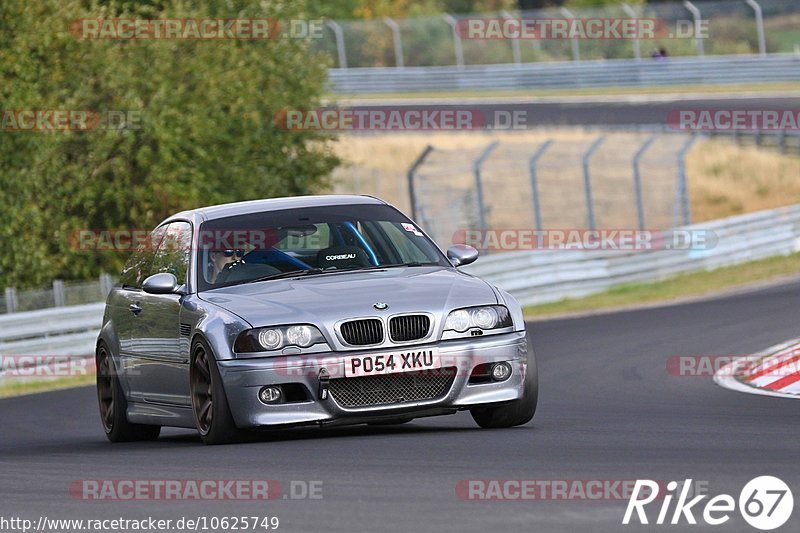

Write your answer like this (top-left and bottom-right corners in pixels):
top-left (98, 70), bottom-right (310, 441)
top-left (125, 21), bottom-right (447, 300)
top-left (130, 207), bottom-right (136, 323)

top-left (463, 204), bottom-right (800, 307)
top-left (328, 54), bottom-right (800, 93)
top-left (0, 303), bottom-right (104, 357)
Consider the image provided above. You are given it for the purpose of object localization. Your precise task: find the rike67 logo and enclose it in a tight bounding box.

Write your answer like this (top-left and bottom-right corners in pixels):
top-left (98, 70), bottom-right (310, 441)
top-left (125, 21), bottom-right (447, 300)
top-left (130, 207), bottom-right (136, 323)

top-left (623, 477), bottom-right (793, 530)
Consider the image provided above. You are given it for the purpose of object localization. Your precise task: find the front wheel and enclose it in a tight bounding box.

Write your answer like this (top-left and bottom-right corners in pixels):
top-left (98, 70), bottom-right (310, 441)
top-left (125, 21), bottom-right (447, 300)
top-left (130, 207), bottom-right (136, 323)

top-left (96, 343), bottom-right (161, 442)
top-left (190, 339), bottom-right (243, 445)
top-left (470, 339), bottom-right (538, 429)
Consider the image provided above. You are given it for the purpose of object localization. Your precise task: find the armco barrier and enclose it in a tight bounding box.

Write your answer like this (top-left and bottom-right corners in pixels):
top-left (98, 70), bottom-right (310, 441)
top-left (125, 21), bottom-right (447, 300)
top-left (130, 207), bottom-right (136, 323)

top-left (463, 204), bottom-right (800, 307)
top-left (328, 54), bottom-right (800, 93)
top-left (0, 302), bottom-right (104, 357)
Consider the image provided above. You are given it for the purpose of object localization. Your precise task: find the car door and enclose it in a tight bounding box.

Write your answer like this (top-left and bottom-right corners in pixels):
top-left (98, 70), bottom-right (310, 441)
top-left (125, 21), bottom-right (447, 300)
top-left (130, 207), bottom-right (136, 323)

top-left (114, 225), bottom-right (166, 398)
top-left (126, 221), bottom-right (193, 407)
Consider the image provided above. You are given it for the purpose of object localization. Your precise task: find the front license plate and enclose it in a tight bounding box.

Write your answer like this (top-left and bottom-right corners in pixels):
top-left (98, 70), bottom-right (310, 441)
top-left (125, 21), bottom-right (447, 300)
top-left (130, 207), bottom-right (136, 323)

top-left (344, 349), bottom-right (440, 378)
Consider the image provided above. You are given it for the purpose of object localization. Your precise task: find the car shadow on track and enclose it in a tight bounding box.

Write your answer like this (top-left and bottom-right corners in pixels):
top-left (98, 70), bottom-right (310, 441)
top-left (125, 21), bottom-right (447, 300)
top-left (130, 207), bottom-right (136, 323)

top-left (157, 420), bottom-right (523, 446)
top-left (0, 420), bottom-right (536, 456)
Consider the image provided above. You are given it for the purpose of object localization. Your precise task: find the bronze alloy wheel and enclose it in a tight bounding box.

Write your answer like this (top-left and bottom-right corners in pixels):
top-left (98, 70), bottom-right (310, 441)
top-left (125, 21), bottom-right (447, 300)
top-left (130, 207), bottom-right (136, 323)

top-left (191, 344), bottom-right (214, 435)
top-left (96, 345), bottom-right (114, 432)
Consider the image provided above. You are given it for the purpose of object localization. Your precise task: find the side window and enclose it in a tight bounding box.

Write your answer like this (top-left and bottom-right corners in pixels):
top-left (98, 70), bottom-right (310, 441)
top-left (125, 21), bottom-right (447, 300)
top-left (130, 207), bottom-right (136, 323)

top-left (119, 225), bottom-right (167, 289)
top-left (151, 222), bottom-right (192, 285)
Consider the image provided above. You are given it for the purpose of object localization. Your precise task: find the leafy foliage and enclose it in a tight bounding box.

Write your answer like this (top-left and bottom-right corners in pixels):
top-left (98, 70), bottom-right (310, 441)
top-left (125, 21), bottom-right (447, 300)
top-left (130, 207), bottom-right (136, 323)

top-left (0, 0), bottom-right (339, 288)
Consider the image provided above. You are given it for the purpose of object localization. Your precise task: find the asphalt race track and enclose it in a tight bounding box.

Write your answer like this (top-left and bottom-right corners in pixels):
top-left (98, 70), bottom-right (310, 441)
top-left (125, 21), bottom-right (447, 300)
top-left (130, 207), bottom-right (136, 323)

top-left (2, 280), bottom-right (799, 532)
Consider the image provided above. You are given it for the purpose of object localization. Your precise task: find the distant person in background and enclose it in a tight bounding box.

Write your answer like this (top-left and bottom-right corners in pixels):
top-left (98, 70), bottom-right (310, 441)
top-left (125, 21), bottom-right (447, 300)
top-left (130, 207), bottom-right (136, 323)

top-left (651, 47), bottom-right (668, 60)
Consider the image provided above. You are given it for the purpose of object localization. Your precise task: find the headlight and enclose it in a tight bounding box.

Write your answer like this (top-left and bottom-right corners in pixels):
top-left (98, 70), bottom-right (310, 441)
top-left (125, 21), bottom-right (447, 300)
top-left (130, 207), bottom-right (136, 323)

top-left (444, 309), bottom-right (471, 332)
top-left (258, 328), bottom-right (283, 350)
top-left (472, 306), bottom-right (499, 329)
top-left (286, 325), bottom-right (314, 347)
top-left (235, 324), bottom-right (325, 353)
top-left (443, 305), bottom-right (512, 335)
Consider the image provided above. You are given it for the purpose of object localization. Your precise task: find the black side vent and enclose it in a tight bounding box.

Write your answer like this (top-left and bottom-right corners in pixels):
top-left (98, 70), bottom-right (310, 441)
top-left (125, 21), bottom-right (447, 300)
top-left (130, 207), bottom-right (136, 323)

top-left (179, 323), bottom-right (192, 337)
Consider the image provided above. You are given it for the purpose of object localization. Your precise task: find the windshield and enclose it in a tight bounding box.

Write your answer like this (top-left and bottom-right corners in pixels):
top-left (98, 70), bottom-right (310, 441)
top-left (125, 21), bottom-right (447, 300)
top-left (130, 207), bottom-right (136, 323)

top-left (196, 203), bottom-right (449, 291)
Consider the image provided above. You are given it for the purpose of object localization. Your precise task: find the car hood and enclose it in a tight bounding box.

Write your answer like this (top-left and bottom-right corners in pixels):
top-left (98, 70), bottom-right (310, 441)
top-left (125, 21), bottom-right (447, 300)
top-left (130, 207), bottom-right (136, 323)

top-left (198, 266), bottom-right (497, 328)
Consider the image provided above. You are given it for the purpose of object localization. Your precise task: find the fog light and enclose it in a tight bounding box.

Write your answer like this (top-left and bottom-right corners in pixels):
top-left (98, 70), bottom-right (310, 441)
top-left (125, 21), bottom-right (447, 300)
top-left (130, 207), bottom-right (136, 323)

top-left (259, 386), bottom-right (282, 404)
top-left (491, 362), bottom-right (512, 382)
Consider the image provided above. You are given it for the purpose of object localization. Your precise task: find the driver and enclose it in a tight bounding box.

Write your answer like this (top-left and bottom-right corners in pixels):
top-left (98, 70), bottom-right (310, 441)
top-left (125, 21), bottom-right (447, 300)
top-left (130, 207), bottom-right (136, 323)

top-left (209, 249), bottom-right (243, 283)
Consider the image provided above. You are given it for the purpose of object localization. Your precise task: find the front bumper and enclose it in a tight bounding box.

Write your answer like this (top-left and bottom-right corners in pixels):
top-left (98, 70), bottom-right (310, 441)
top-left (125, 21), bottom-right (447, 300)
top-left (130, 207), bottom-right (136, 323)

top-left (217, 331), bottom-right (528, 428)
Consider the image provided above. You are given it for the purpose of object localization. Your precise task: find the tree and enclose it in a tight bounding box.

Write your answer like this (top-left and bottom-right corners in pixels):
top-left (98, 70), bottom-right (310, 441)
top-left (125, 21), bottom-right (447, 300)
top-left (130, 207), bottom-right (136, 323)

top-left (0, 0), bottom-right (339, 288)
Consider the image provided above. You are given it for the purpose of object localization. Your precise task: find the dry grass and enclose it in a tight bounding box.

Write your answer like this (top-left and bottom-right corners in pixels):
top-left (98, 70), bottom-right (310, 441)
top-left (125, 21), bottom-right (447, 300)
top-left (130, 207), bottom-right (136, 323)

top-left (687, 139), bottom-right (800, 221)
top-left (332, 131), bottom-right (800, 225)
top-left (331, 82), bottom-right (800, 100)
top-left (0, 375), bottom-right (95, 399)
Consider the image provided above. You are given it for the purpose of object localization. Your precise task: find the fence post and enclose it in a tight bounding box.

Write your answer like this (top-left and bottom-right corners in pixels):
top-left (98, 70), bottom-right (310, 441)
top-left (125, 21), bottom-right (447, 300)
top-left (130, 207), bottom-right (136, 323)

top-left (325, 20), bottom-right (348, 68)
top-left (620, 3), bottom-right (642, 61)
top-left (474, 141), bottom-right (500, 231)
top-left (559, 7), bottom-right (581, 61)
top-left (745, 0), bottom-right (767, 57)
top-left (632, 135), bottom-right (657, 230)
top-left (682, 1), bottom-right (705, 57)
top-left (4, 287), bottom-right (17, 313)
top-left (528, 140), bottom-right (553, 231)
top-left (53, 279), bottom-right (65, 307)
top-left (675, 135), bottom-right (697, 227)
top-left (383, 17), bottom-right (404, 68)
top-left (407, 145), bottom-right (434, 222)
top-left (582, 136), bottom-right (605, 230)
top-left (501, 11), bottom-right (522, 65)
top-left (442, 14), bottom-right (464, 68)
top-left (778, 130), bottom-right (786, 154)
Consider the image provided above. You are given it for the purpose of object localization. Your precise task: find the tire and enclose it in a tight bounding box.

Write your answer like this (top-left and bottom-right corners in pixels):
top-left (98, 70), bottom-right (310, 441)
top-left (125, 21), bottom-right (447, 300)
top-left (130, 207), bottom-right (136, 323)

top-left (470, 338), bottom-right (538, 429)
top-left (96, 342), bottom-right (161, 443)
top-left (190, 338), bottom-right (243, 445)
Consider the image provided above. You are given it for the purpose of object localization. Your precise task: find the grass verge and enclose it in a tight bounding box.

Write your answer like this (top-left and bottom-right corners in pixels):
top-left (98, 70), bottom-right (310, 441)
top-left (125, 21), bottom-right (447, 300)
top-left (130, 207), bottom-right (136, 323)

top-left (0, 374), bottom-right (95, 399)
top-left (331, 81), bottom-right (800, 101)
top-left (524, 252), bottom-right (800, 319)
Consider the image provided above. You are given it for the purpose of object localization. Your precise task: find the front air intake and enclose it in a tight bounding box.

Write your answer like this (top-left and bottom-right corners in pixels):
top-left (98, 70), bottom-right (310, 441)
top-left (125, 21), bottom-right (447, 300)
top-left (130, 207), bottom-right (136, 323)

top-left (340, 318), bottom-right (384, 346)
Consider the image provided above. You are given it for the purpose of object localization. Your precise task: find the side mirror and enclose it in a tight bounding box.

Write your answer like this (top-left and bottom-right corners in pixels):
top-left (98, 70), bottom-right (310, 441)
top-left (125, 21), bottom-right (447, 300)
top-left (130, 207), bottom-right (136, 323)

top-left (447, 244), bottom-right (479, 267)
top-left (142, 272), bottom-right (179, 295)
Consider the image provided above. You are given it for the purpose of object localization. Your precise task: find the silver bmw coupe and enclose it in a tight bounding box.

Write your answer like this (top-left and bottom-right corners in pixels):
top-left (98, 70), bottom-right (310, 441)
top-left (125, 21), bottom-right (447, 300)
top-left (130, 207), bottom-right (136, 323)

top-left (96, 195), bottom-right (537, 444)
